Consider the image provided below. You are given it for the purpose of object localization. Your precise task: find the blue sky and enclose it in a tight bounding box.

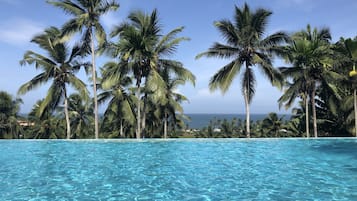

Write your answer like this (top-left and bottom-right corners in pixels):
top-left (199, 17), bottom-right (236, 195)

top-left (1, 0), bottom-right (357, 114)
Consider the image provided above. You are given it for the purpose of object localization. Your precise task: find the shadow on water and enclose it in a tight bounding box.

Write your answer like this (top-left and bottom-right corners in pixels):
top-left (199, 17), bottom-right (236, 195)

top-left (310, 139), bottom-right (357, 157)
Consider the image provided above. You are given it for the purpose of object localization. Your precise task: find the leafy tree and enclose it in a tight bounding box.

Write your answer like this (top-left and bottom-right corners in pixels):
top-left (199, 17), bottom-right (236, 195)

top-left (48, 0), bottom-right (119, 139)
top-left (333, 37), bottom-right (357, 136)
top-left (0, 91), bottom-right (23, 139)
top-left (18, 27), bottom-right (88, 139)
top-left (196, 3), bottom-right (288, 137)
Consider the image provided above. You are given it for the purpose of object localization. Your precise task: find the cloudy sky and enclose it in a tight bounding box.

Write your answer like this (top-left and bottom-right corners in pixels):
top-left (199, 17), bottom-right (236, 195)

top-left (1, 0), bottom-right (357, 114)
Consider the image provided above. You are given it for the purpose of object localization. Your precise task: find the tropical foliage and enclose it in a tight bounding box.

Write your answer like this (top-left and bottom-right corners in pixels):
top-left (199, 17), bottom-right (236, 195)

top-left (3, 2), bottom-right (356, 139)
top-left (0, 91), bottom-right (23, 139)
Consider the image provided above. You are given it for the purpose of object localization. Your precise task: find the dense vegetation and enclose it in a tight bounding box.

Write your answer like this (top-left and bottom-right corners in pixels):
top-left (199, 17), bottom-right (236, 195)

top-left (1, 1), bottom-right (356, 139)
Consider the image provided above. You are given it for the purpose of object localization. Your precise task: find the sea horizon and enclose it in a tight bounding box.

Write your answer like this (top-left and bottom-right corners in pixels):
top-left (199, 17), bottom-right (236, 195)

top-left (184, 113), bottom-right (291, 129)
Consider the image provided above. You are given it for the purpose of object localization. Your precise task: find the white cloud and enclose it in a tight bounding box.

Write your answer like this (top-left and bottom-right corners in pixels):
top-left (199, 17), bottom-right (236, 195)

top-left (0, 18), bottom-right (44, 46)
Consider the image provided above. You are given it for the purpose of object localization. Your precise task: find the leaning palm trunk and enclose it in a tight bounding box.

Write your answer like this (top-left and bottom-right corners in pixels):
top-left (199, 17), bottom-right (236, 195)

top-left (304, 93), bottom-right (310, 138)
top-left (353, 89), bottom-right (357, 137)
top-left (311, 87), bottom-right (318, 138)
top-left (136, 85), bottom-right (141, 139)
top-left (63, 89), bottom-right (71, 139)
top-left (90, 29), bottom-right (99, 139)
top-left (244, 89), bottom-right (250, 138)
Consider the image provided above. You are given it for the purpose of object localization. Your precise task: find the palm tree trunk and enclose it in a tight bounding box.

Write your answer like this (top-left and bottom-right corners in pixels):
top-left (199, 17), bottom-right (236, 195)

top-left (120, 119), bottom-right (124, 138)
top-left (311, 87), bottom-right (318, 138)
top-left (63, 88), bottom-right (71, 139)
top-left (244, 63), bottom-right (251, 138)
top-left (136, 85), bottom-right (141, 139)
top-left (90, 28), bottom-right (99, 139)
top-left (244, 89), bottom-right (250, 138)
top-left (354, 89), bottom-right (357, 137)
top-left (164, 112), bottom-right (168, 139)
top-left (304, 93), bottom-right (310, 138)
top-left (141, 94), bottom-right (147, 138)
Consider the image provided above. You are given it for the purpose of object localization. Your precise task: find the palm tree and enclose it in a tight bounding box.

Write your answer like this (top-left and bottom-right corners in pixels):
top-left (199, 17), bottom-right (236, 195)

top-left (110, 9), bottom-right (192, 138)
top-left (261, 112), bottom-right (285, 137)
top-left (278, 39), bottom-right (315, 137)
top-left (48, 0), bottom-right (119, 139)
top-left (18, 27), bottom-right (88, 139)
top-left (68, 93), bottom-right (94, 139)
top-left (279, 25), bottom-right (338, 138)
top-left (27, 99), bottom-right (65, 139)
top-left (99, 61), bottom-right (136, 138)
top-left (196, 3), bottom-right (287, 138)
top-left (157, 66), bottom-right (194, 138)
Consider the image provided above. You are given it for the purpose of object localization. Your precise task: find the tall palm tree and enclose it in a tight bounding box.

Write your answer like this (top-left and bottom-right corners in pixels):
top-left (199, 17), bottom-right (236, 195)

top-left (110, 9), bottom-right (192, 138)
top-left (196, 3), bottom-right (288, 138)
top-left (18, 27), bottom-right (88, 139)
top-left (278, 39), bottom-right (315, 137)
top-left (283, 25), bottom-right (337, 138)
top-left (48, 0), bottom-right (119, 139)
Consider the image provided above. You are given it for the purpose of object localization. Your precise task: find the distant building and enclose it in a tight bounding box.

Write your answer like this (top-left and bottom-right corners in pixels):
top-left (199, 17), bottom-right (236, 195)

top-left (213, 128), bottom-right (221, 133)
top-left (17, 120), bottom-right (35, 127)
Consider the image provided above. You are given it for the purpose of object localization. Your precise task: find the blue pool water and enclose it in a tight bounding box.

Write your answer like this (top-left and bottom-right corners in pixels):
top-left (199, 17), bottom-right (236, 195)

top-left (0, 139), bottom-right (356, 200)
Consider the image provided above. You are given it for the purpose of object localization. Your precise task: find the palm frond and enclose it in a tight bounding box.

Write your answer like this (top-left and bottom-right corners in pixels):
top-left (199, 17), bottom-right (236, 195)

top-left (242, 67), bottom-right (256, 103)
top-left (214, 20), bottom-right (238, 46)
top-left (47, 0), bottom-right (85, 16)
top-left (209, 60), bottom-right (242, 93)
top-left (196, 43), bottom-right (238, 59)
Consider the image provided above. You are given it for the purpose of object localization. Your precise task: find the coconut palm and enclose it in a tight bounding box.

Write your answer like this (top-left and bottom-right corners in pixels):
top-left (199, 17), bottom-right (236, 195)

top-left (278, 39), bottom-right (315, 137)
top-left (110, 9), bottom-right (192, 138)
top-left (26, 99), bottom-right (65, 139)
top-left (99, 61), bottom-right (136, 138)
top-left (196, 3), bottom-right (288, 138)
top-left (68, 93), bottom-right (94, 139)
top-left (156, 66), bottom-right (193, 138)
top-left (261, 112), bottom-right (285, 137)
top-left (18, 27), bottom-right (88, 139)
top-left (290, 25), bottom-right (340, 137)
top-left (48, 0), bottom-right (119, 139)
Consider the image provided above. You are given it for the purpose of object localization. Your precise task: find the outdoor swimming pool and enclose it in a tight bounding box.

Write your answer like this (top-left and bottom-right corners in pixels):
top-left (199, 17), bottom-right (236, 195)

top-left (0, 139), bottom-right (356, 200)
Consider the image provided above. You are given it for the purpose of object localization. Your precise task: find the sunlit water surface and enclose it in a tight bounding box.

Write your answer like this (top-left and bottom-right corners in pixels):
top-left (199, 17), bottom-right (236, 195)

top-left (0, 138), bottom-right (356, 200)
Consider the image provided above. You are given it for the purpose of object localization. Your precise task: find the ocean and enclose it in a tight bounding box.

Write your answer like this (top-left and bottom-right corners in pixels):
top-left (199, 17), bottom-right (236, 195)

top-left (185, 113), bottom-right (291, 129)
